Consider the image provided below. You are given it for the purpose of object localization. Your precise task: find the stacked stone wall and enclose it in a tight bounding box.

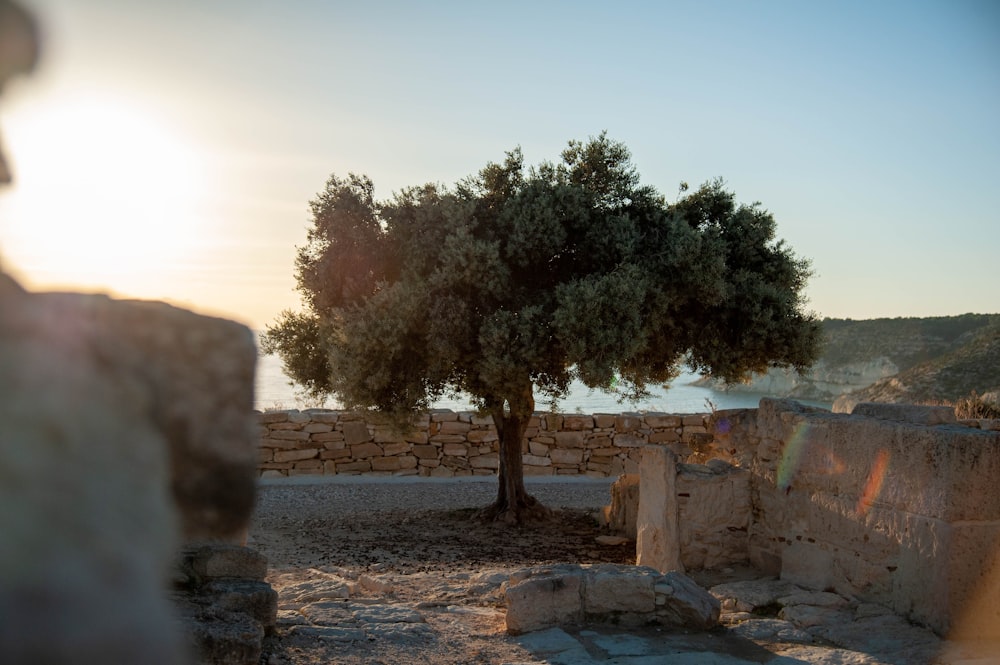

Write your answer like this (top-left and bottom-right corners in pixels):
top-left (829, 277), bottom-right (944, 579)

top-left (257, 409), bottom-right (716, 479)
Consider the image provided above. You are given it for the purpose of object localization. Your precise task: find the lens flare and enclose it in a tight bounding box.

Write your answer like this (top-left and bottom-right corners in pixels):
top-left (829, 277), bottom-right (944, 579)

top-left (855, 449), bottom-right (891, 516)
top-left (776, 422), bottom-right (811, 491)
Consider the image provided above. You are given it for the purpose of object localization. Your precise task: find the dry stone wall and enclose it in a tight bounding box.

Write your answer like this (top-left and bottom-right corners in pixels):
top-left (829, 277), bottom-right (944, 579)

top-left (629, 398), bottom-right (1000, 641)
top-left (257, 409), bottom-right (715, 479)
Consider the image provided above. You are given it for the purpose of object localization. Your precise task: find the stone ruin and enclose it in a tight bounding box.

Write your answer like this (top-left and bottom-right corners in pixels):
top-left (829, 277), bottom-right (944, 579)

top-left (0, 271), bottom-right (274, 664)
top-left (606, 398), bottom-right (1000, 643)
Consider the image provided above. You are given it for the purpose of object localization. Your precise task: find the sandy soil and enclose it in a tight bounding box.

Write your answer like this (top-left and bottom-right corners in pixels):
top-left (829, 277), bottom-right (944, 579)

top-left (248, 478), bottom-right (637, 664)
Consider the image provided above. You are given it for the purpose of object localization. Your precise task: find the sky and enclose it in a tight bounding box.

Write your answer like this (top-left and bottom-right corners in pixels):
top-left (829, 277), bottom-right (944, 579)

top-left (0, 0), bottom-right (997, 330)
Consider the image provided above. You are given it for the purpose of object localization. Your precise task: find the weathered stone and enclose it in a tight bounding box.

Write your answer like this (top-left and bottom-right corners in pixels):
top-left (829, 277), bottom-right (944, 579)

top-left (381, 441), bottom-right (410, 456)
top-left (505, 566), bottom-right (584, 634)
top-left (470, 453), bottom-right (500, 469)
top-left (342, 421), bottom-right (371, 446)
top-left (654, 571), bottom-right (720, 630)
top-left (851, 402), bottom-right (957, 425)
top-left (522, 454), bottom-right (551, 466)
top-left (350, 441), bottom-right (382, 459)
top-left (584, 564), bottom-right (656, 614)
top-left (636, 446), bottom-right (682, 573)
top-left (274, 448), bottom-right (319, 463)
top-left (549, 448), bottom-right (584, 465)
top-left (372, 456), bottom-right (402, 471)
top-left (180, 545), bottom-right (268, 582)
top-left (562, 415), bottom-right (595, 431)
top-left (0, 272), bottom-right (258, 664)
top-left (442, 442), bottom-right (469, 456)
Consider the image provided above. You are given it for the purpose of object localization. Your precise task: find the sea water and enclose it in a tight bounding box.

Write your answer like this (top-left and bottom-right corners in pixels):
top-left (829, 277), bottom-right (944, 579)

top-left (255, 351), bottom-right (830, 414)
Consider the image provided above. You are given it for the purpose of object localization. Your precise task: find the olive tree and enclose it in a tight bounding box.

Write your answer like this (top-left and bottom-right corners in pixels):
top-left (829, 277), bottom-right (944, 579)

top-left (262, 134), bottom-right (820, 523)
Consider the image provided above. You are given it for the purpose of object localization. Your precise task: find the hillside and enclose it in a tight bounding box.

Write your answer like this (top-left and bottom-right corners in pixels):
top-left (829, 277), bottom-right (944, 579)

top-left (833, 322), bottom-right (1000, 411)
top-left (703, 314), bottom-right (1000, 406)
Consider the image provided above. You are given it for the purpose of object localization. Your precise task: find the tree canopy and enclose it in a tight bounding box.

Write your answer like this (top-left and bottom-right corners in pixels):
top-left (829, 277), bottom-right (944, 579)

top-left (262, 133), bottom-right (821, 522)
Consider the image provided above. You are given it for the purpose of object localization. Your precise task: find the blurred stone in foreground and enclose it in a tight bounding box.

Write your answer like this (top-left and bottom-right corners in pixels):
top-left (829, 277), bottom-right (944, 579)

top-left (0, 271), bottom-right (259, 664)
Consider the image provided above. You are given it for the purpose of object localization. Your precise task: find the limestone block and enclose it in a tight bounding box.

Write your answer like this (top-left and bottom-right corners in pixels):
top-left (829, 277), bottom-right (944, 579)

top-left (307, 411), bottom-right (339, 424)
top-left (336, 461), bottom-right (371, 473)
top-left (554, 431), bottom-right (585, 448)
top-left (550, 448), bottom-right (584, 465)
top-left (342, 421), bottom-right (371, 446)
top-left (430, 410), bottom-right (459, 422)
top-left (267, 429), bottom-right (310, 441)
top-left (851, 402), bottom-right (956, 425)
top-left (311, 431), bottom-right (344, 443)
top-left (562, 415), bottom-right (595, 431)
top-left (644, 414), bottom-right (682, 428)
top-left (523, 465), bottom-right (555, 476)
top-left (303, 423), bottom-right (333, 434)
top-left (431, 434), bottom-right (467, 444)
top-left (614, 433), bottom-right (646, 447)
top-left (411, 444), bottom-right (438, 459)
top-left (467, 429), bottom-right (498, 443)
top-left (373, 427), bottom-right (406, 443)
top-left (594, 414), bottom-right (617, 428)
top-left (260, 411), bottom-right (289, 424)
top-left (583, 564), bottom-right (656, 614)
top-left (616, 415), bottom-right (642, 431)
top-left (470, 453), bottom-right (500, 469)
top-left (504, 567), bottom-right (584, 634)
top-left (442, 442), bottom-right (469, 456)
top-left (287, 411), bottom-right (311, 424)
top-left (528, 440), bottom-right (550, 456)
top-left (654, 571), bottom-right (720, 630)
top-left (405, 431), bottom-right (429, 444)
top-left (350, 441), bottom-right (382, 459)
top-left (371, 456), bottom-right (402, 472)
top-left (439, 420), bottom-right (472, 434)
top-left (636, 446), bottom-right (682, 573)
top-left (381, 441), bottom-right (410, 456)
top-left (320, 448), bottom-right (351, 460)
top-left (397, 455), bottom-right (418, 470)
top-left (522, 454), bottom-right (551, 466)
top-left (274, 448), bottom-right (319, 463)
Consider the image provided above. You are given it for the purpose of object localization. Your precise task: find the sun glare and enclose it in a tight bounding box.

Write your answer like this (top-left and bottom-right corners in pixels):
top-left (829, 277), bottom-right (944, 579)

top-left (0, 92), bottom-right (208, 297)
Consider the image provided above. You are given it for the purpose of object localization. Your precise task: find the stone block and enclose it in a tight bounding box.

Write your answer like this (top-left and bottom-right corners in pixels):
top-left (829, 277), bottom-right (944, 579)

top-left (654, 571), bottom-right (720, 629)
top-left (439, 420), bottom-right (472, 434)
top-left (320, 448), bottom-right (351, 460)
top-left (549, 448), bottom-right (584, 465)
top-left (523, 465), bottom-right (554, 476)
top-left (430, 434), bottom-right (467, 444)
top-left (273, 448), bottom-right (319, 463)
top-left (594, 414), bottom-right (617, 428)
top-left (303, 423), bottom-right (333, 434)
top-left (528, 440), bottom-right (549, 456)
top-left (381, 441), bottom-right (410, 456)
top-left (636, 446), bottom-right (682, 573)
top-left (311, 431), bottom-right (344, 443)
top-left (269, 429), bottom-right (310, 441)
top-left (554, 431), bottom-right (584, 448)
top-left (260, 411), bottom-right (289, 424)
top-left (562, 415), bottom-right (595, 431)
top-left (852, 402), bottom-right (956, 425)
top-left (583, 564), bottom-right (656, 614)
top-left (181, 545), bottom-right (268, 582)
top-left (430, 410), bottom-right (458, 422)
top-left (467, 429), bottom-right (498, 443)
top-left (411, 444), bottom-right (439, 459)
top-left (341, 421), bottom-right (371, 446)
top-left (470, 453), bottom-right (500, 469)
top-left (522, 453), bottom-right (551, 466)
top-left (616, 415), bottom-right (642, 431)
top-left (644, 414), bottom-right (682, 428)
top-left (308, 411), bottom-right (339, 424)
top-left (442, 443), bottom-right (469, 456)
top-left (505, 567), bottom-right (584, 634)
top-left (350, 442), bottom-right (382, 459)
top-left (614, 433), bottom-right (646, 448)
top-left (371, 456), bottom-right (402, 472)
top-left (336, 461), bottom-right (371, 473)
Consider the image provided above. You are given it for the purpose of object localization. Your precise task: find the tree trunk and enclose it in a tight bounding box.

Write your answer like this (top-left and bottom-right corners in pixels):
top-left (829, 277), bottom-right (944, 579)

top-left (478, 381), bottom-right (550, 524)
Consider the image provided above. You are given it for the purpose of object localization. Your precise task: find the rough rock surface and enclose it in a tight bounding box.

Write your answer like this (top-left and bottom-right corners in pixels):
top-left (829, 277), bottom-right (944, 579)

top-left (0, 272), bottom-right (258, 664)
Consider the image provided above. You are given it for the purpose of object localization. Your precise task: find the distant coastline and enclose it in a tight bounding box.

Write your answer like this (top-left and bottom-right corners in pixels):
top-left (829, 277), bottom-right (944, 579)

top-left (255, 351), bottom-right (832, 414)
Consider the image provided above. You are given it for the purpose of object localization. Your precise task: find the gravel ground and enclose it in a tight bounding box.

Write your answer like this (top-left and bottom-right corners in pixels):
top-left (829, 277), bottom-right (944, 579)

top-left (254, 475), bottom-right (617, 522)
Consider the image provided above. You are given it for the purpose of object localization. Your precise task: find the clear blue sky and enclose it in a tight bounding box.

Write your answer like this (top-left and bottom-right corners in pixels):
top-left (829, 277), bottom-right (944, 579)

top-left (1, 0), bottom-right (997, 328)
